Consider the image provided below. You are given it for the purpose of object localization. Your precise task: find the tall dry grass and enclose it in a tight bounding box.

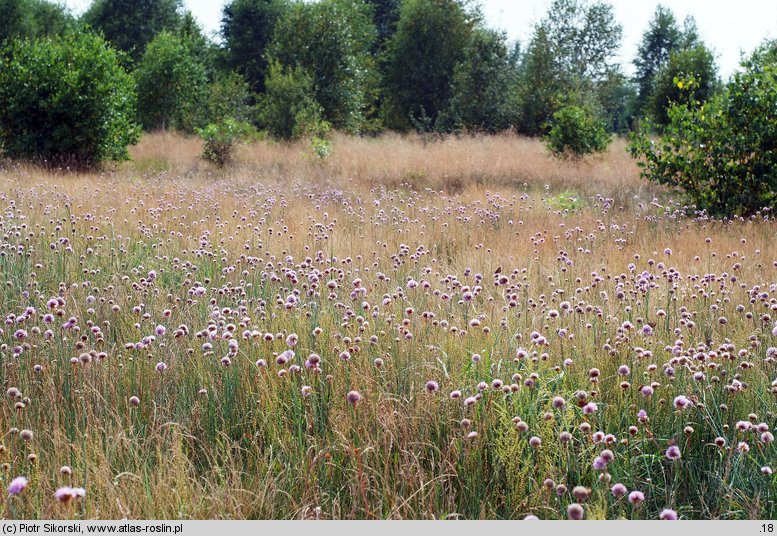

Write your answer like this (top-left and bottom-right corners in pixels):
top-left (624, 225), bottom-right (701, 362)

top-left (126, 131), bottom-right (647, 200)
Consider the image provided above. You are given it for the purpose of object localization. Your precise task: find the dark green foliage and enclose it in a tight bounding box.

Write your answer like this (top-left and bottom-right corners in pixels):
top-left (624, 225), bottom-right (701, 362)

top-left (633, 6), bottom-right (708, 124)
top-left (633, 5), bottom-right (683, 116)
top-left (258, 61), bottom-right (327, 140)
top-left (178, 10), bottom-right (219, 78)
top-left (0, 30), bottom-right (140, 167)
top-left (221, 0), bottom-right (287, 92)
top-left (0, 0), bottom-right (74, 42)
top-left (597, 69), bottom-right (637, 134)
top-left (515, 25), bottom-right (558, 136)
top-left (268, 0), bottom-right (376, 133)
top-left (545, 105), bottom-right (610, 157)
top-left (82, 0), bottom-right (182, 61)
top-left (364, 0), bottom-right (400, 48)
top-left (205, 71), bottom-right (254, 125)
top-left (648, 44), bottom-right (718, 126)
top-left (440, 28), bottom-right (518, 133)
top-left (134, 31), bottom-right (208, 132)
top-left (515, 0), bottom-right (623, 136)
top-left (629, 46), bottom-right (777, 217)
top-left (197, 118), bottom-right (257, 167)
top-left (382, 0), bottom-right (475, 131)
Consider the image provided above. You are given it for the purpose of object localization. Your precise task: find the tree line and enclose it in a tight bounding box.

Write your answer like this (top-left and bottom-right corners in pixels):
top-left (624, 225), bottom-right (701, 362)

top-left (0, 0), bottom-right (722, 142)
top-left (0, 0), bottom-right (775, 216)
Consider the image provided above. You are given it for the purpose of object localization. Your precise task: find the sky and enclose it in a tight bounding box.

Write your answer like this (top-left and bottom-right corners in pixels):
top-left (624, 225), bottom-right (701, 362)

top-left (64, 0), bottom-right (777, 78)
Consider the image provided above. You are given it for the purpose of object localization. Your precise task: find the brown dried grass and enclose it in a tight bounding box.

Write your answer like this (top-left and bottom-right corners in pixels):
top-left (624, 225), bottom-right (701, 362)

top-left (127, 130), bottom-right (646, 199)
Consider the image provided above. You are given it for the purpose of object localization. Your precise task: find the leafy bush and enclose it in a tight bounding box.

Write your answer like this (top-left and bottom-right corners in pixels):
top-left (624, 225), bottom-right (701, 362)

top-left (439, 28), bottom-right (519, 134)
top-left (205, 71), bottom-right (253, 125)
top-left (258, 62), bottom-right (329, 141)
top-left (629, 60), bottom-right (777, 217)
top-left (267, 0), bottom-right (376, 133)
top-left (647, 44), bottom-right (718, 126)
top-left (0, 30), bottom-right (140, 168)
top-left (196, 118), bottom-right (256, 168)
top-left (135, 31), bottom-right (208, 132)
top-left (544, 105), bottom-right (611, 157)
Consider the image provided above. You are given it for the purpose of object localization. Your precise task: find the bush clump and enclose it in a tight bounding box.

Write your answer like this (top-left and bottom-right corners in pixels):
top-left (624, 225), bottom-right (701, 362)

top-left (0, 30), bottom-right (140, 168)
top-left (197, 118), bottom-right (257, 168)
top-left (629, 49), bottom-right (777, 217)
top-left (544, 105), bottom-right (611, 158)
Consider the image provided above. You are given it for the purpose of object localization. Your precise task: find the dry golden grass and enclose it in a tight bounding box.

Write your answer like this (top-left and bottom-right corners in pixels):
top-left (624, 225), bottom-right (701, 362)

top-left (125, 131), bottom-right (646, 201)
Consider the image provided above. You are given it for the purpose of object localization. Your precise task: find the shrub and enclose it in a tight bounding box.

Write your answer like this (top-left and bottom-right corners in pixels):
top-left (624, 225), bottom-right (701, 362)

top-left (258, 62), bottom-right (329, 141)
top-left (204, 71), bottom-right (253, 126)
top-left (196, 118), bottom-right (256, 168)
top-left (544, 105), bottom-right (611, 158)
top-left (134, 31), bottom-right (207, 132)
top-left (267, 0), bottom-right (376, 133)
top-left (629, 58), bottom-right (777, 217)
top-left (647, 44), bottom-right (718, 127)
top-left (0, 30), bottom-right (140, 168)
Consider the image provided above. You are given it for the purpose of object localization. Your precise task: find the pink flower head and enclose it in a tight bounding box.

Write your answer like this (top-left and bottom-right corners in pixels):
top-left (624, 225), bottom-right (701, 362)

top-left (611, 483), bottom-right (628, 498)
top-left (673, 395), bottom-right (692, 410)
top-left (55, 486), bottom-right (86, 504)
top-left (665, 445), bottom-right (681, 460)
top-left (567, 503), bottom-right (584, 520)
top-left (346, 390), bottom-right (361, 405)
top-left (628, 490), bottom-right (645, 504)
top-left (8, 476), bottom-right (28, 496)
top-left (659, 509), bottom-right (678, 520)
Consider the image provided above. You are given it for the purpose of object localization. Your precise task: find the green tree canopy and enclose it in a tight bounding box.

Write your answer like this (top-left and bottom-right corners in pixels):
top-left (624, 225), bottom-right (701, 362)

top-left (134, 30), bottom-right (208, 132)
top-left (221, 0), bottom-right (287, 93)
top-left (648, 43), bottom-right (718, 126)
top-left (542, 0), bottom-right (622, 84)
top-left (267, 0), bottom-right (376, 133)
top-left (633, 5), bottom-right (682, 114)
top-left (441, 28), bottom-right (518, 133)
top-left (630, 46), bottom-right (777, 216)
top-left (382, 0), bottom-right (475, 131)
top-left (82, 0), bottom-right (182, 61)
top-left (515, 0), bottom-right (623, 136)
top-left (0, 30), bottom-right (140, 167)
top-left (364, 0), bottom-right (400, 48)
top-left (0, 0), bottom-right (74, 42)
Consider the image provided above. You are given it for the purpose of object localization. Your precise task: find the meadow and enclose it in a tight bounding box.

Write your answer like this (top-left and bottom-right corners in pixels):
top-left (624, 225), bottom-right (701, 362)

top-left (0, 133), bottom-right (775, 520)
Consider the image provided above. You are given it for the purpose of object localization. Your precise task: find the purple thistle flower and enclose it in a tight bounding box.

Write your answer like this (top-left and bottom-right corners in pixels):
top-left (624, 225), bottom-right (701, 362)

top-left (673, 395), bottom-right (692, 410)
top-left (665, 445), bottom-right (681, 460)
top-left (628, 490), bottom-right (645, 504)
top-left (54, 486), bottom-right (86, 505)
top-left (8, 476), bottom-right (28, 496)
top-left (611, 483), bottom-right (627, 498)
top-left (659, 509), bottom-right (678, 520)
top-left (567, 503), bottom-right (584, 520)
